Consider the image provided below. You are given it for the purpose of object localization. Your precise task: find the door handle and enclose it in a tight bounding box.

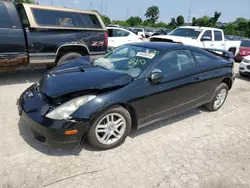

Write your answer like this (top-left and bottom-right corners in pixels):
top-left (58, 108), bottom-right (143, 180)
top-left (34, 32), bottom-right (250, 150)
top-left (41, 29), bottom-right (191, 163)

top-left (194, 76), bottom-right (202, 81)
top-left (210, 44), bottom-right (214, 47)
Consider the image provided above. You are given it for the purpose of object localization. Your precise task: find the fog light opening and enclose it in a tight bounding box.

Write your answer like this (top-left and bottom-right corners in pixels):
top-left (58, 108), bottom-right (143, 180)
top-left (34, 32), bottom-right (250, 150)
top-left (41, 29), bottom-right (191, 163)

top-left (65, 130), bottom-right (78, 135)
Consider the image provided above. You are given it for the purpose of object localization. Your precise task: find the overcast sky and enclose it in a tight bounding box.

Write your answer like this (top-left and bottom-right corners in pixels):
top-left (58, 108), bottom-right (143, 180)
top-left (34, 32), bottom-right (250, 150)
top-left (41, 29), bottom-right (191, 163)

top-left (38, 0), bottom-right (250, 23)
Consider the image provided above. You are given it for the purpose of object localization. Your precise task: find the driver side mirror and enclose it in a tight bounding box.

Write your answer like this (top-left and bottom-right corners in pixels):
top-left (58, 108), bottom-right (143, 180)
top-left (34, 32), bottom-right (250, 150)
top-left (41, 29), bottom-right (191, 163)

top-left (201, 36), bottom-right (212, 41)
top-left (149, 71), bottom-right (164, 84)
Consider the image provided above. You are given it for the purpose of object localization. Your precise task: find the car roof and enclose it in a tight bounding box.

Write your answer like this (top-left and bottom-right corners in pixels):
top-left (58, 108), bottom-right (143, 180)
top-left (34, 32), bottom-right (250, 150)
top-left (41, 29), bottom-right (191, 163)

top-left (178, 26), bottom-right (222, 31)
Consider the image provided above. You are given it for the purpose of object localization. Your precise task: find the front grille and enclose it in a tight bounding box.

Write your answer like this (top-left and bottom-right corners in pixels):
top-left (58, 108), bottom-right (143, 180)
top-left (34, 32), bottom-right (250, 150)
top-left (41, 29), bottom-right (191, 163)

top-left (240, 67), bottom-right (244, 70)
top-left (247, 65), bottom-right (250, 70)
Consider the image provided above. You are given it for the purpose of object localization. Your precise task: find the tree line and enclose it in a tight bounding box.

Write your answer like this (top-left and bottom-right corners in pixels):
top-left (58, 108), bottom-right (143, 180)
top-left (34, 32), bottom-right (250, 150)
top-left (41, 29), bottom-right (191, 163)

top-left (102, 6), bottom-right (250, 38)
top-left (13, 1), bottom-right (250, 38)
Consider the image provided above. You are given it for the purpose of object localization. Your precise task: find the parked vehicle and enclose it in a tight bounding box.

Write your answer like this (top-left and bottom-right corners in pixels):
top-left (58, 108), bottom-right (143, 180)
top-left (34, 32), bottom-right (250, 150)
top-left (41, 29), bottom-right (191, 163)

top-left (145, 29), bottom-right (156, 38)
top-left (107, 27), bottom-right (142, 48)
top-left (107, 24), bottom-right (120, 28)
top-left (150, 26), bottom-right (241, 57)
top-left (239, 55), bottom-right (250, 77)
top-left (152, 29), bottom-right (171, 36)
top-left (0, 1), bottom-right (107, 72)
top-left (225, 35), bottom-right (244, 41)
top-left (235, 40), bottom-right (250, 62)
top-left (18, 42), bottom-right (235, 149)
top-left (132, 28), bottom-right (146, 38)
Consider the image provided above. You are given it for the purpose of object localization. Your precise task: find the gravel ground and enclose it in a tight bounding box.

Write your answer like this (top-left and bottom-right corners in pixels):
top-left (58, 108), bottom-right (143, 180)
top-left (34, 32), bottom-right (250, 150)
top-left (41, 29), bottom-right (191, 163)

top-left (0, 64), bottom-right (250, 188)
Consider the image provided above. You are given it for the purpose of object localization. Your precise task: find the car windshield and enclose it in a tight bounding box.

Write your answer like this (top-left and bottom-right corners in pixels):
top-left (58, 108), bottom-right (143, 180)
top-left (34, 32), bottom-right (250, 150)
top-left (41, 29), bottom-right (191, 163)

top-left (241, 40), bottom-right (250, 47)
top-left (168, 28), bottom-right (202, 39)
top-left (93, 45), bottom-right (161, 78)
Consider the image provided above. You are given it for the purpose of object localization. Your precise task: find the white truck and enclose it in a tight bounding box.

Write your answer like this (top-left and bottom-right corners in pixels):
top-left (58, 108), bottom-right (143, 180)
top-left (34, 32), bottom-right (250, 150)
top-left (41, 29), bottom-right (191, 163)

top-left (150, 26), bottom-right (241, 56)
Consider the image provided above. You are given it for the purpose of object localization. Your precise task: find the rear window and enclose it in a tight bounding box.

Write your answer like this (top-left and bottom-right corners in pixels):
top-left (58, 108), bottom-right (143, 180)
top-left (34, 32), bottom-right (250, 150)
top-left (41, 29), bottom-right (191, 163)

top-left (0, 2), bottom-right (11, 28)
top-left (32, 8), bottom-right (102, 29)
top-left (214, 30), bottom-right (223, 41)
top-left (241, 40), bottom-right (250, 47)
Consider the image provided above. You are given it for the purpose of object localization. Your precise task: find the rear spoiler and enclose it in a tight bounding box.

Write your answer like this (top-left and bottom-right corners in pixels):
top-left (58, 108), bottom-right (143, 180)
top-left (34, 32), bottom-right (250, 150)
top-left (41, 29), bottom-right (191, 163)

top-left (204, 48), bottom-right (234, 60)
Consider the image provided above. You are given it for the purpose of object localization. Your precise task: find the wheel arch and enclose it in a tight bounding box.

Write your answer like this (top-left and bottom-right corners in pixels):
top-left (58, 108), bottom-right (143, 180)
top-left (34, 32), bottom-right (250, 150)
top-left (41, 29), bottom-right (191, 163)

top-left (221, 77), bottom-right (233, 90)
top-left (55, 44), bottom-right (90, 62)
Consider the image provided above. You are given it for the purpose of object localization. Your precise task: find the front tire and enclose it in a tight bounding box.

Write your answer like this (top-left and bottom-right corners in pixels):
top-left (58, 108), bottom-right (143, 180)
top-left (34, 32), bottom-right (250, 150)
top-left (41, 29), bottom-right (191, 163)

top-left (204, 83), bottom-right (228, 111)
top-left (57, 52), bottom-right (82, 65)
top-left (87, 107), bottom-right (131, 150)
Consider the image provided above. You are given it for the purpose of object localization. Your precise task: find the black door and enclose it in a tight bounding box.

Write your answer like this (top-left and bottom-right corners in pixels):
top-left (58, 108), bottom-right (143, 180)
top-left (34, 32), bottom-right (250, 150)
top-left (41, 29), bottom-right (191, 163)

top-left (138, 50), bottom-right (205, 126)
top-left (0, 2), bottom-right (28, 69)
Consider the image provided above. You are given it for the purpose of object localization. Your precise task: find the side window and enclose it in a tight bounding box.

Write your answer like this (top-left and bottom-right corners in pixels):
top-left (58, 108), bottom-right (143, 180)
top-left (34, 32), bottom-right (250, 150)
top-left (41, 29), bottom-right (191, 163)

top-left (193, 51), bottom-right (214, 64)
top-left (0, 3), bottom-right (11, 28)
top-left (214, 30), bottom-right (223, 41)
top-left (32, 8), bottom-right (102, 29)
top-left (201, 30), bottom-right (212, 41)
top-left (113, 29), bottom-right (130, 37)
top-left (154, 50), bottom-right (195, 77)
top-left (108, 29), bottom-right (113, 37)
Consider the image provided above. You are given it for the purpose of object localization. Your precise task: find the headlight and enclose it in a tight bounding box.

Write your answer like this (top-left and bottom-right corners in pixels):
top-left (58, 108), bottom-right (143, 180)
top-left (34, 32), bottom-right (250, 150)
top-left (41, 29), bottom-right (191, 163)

top-left (243, 58), bottom-right (250, 63)
top-left (45, 95), bottom-right (96, 120)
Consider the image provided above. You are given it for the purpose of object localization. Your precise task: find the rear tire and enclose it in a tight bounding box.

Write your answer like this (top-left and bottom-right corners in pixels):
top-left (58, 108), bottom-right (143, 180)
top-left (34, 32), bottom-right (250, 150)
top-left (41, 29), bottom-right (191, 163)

top-left (57, 52), bottom-right (82, 65)
top-left (204, 83), bottom-right (228, 111)
top-left (87, 106), bottom-right (132, 150)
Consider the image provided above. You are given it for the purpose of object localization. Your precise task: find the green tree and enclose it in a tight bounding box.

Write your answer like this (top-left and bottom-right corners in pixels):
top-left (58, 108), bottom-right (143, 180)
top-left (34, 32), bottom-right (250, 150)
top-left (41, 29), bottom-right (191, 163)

top-left (154, 21), bottom-right (169, 28)
top-left (101, 15), bottom-right (111, 26)
top-left (145, 6), bottom-right (160, 24)
top-left (169, 17), bottom-right (177, 29)
top-left (176, 15), bottom-right (184, 26)
top-left (13, 0), bottom-right (37, 3)
top-left (209, 11), bottom-right (221, 26)
top-left (126, 16), bottom-right (142, 27)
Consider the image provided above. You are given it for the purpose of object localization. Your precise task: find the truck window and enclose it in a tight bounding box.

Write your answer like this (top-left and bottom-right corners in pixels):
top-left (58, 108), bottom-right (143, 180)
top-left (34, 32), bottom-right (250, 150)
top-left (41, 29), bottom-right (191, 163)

top-left (17, 5), bottom-right (30, 27)
top-left (214, 30), bottom-right (223, 41)
top-left (0, 2), bottom-right (11, 28)
top-left (201, 30), bottom-right (212, 41)
top-left (32, 8), bottom-right (102, 29)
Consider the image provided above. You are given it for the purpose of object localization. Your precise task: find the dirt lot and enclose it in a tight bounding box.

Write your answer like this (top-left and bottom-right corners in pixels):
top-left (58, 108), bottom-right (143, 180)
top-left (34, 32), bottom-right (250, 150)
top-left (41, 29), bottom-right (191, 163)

top-left (0, 64), bottom-right (250, 188)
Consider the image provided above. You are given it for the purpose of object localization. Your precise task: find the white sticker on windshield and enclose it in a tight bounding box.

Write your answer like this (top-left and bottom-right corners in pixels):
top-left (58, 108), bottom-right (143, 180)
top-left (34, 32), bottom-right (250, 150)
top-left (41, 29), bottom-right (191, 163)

top-left (136, 52), bottom-right (156, 59)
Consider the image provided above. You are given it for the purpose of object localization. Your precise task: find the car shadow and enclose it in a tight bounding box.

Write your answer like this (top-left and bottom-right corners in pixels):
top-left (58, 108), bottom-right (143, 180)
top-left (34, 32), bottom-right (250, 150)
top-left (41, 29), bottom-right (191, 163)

top-left (0, 68), bottom-right (48, 86)
top-left (18, 107), bottom-right (203, 155)
top-left (129, 107), bottom-right (202, 138)
top-left (235, 73), bottom-right (250, 81)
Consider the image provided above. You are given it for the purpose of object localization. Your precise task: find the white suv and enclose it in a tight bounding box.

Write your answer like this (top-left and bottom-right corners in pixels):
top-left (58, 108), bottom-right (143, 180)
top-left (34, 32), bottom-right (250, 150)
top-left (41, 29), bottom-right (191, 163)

top-left (239, 55), bottom-right (250, 76)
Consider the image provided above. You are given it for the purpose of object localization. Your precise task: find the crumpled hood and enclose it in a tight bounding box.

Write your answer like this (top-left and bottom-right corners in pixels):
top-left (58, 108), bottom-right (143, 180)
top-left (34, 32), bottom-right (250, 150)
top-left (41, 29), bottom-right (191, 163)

top-left (39, 57), bottom-right (133, 98)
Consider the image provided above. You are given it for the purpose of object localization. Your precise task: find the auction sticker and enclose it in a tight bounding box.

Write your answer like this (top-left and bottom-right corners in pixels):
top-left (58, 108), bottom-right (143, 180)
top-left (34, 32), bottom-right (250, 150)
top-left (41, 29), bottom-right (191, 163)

top-left (136, 52), bottom-right (156, 59)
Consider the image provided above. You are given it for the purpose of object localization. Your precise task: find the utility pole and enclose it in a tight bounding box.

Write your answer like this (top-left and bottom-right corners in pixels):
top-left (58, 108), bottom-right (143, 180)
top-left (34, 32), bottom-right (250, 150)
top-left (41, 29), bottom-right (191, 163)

top-left (89, 2), bottom-right (92, 10)
top-left (188, 5), bottom-right (192, 24)
top-left (126, 8), bottom-right (129, 19)
top-left (100, 0), bottom-right (103, 14)
top-left (105, 4), bottom-right (107, 15)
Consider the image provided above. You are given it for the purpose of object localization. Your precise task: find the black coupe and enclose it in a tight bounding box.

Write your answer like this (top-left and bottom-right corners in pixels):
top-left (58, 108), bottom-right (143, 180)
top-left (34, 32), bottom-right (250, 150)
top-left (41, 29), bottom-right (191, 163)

top-left (18, 42), bottom-right (235, 149)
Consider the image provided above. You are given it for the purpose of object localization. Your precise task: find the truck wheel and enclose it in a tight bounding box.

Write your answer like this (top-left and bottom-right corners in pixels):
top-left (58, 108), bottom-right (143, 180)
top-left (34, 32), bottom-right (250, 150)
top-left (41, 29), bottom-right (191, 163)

top-left (57, 52), bottom-right (82, 65)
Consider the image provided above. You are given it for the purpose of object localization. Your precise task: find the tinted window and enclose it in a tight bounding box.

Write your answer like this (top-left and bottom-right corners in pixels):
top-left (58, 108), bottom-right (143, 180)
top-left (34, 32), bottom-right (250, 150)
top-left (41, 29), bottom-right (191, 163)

top-left (32, 8), bottom-right (102, 28)
top-left (214, 30), bottom-right (223, 41)
top-left (108, 29), bottom-right (130, 37)
top-left (154, 50), bottom-right (195, 77)
top-left (169, 28), bottom-right (201, 39)
top-left (0, 3), bottom-right (11, 28)
top-left (201, 30), bottom-right (212, 41)
top-left (241, 40), bottom-right (250, 47)
top-left (193, 51), bottom-right (214, 64)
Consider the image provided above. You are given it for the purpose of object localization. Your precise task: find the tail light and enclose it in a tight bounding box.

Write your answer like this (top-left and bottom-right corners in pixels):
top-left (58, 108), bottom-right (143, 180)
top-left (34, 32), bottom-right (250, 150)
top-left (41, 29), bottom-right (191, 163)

top-left (104, 31), bottom-right (108, 47)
